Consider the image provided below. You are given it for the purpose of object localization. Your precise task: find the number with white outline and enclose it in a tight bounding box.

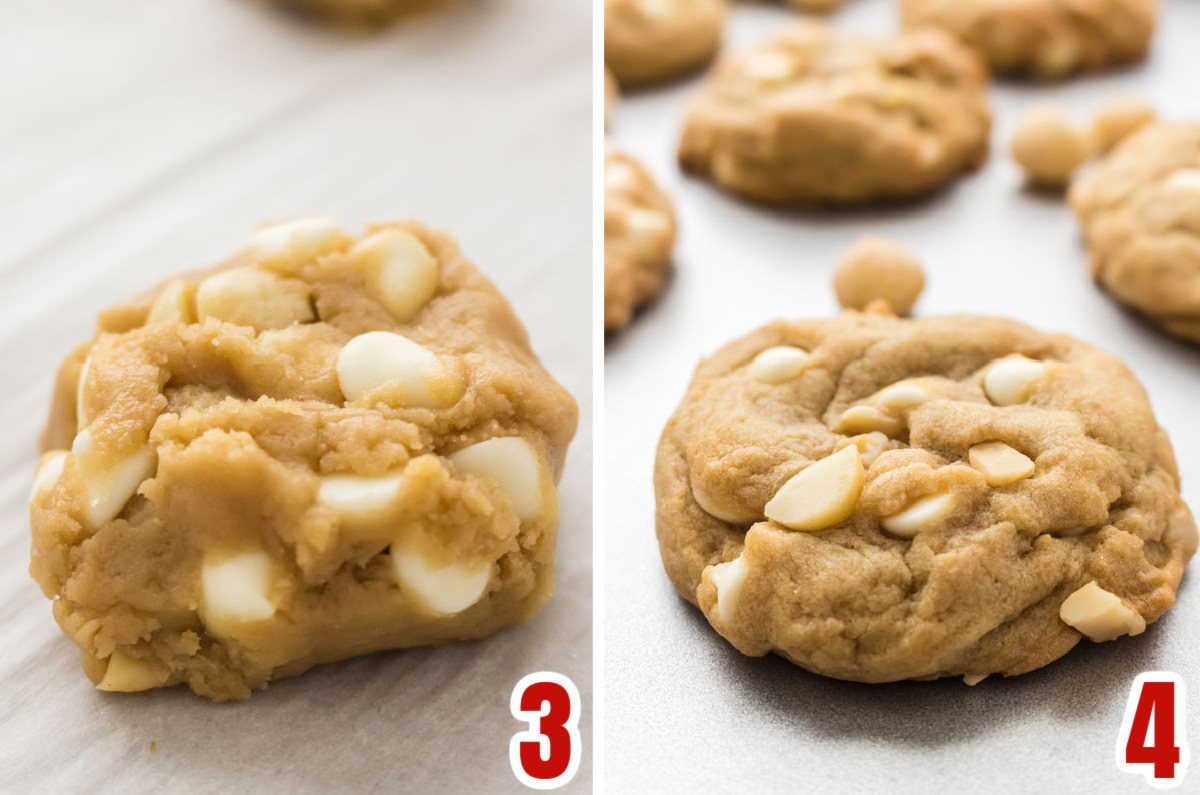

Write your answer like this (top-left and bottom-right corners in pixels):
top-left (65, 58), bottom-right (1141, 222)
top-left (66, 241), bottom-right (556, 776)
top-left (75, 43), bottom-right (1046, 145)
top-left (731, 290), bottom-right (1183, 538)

top-left (1116, 671), bottom-right (1189, 789)
top-left (510, 671), bottom-right (581, 790)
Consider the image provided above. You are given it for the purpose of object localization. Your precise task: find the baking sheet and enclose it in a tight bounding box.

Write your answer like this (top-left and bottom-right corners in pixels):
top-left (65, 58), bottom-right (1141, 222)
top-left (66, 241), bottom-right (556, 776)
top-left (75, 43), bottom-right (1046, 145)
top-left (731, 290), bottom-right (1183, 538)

top-left (604, 2), bottom-right (1200, 792)
top-left (0, 1), bottom-right (592, 792)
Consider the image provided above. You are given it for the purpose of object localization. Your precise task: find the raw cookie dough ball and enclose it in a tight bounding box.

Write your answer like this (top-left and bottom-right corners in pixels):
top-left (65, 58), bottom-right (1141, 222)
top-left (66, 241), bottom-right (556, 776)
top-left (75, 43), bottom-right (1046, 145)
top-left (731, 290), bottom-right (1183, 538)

top-left (655, 312), bottom-right (1194, 683)
top-left (271, 0), bottom-right (449, 26)
top-left (605, 147), bottom-right (678, 331)
top-left (1010, 105), bottom-right (1090, 187)
top-left (833, 236), bottom-right (925, 315)
top-left (678, 23), bottom-right (991, 206)
top-left (605, 0), bottom-right (726, 88)
top-left (1092, 97), bottom-right (1156, 153)
top-left (1070, 122), bottom-right (1200, 342)
top-left (899, 0), bottom-right (1158, 80)
top-left (30, 218), bottom-right (579, 701)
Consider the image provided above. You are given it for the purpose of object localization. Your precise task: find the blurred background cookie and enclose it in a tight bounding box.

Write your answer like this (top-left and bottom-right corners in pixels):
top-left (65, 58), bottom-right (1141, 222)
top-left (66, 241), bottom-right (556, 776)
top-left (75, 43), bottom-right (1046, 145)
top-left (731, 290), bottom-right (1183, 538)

top-left (605, 0), bottom-right (727, 88)
top-left (605, 148), bottom-right (677, 331)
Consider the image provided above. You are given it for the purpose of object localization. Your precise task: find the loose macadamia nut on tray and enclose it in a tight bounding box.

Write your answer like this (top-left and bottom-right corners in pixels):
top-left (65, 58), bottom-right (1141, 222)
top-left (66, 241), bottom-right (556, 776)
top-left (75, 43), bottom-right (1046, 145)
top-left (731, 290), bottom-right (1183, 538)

top-left (832, 236), bottom-right (926, 315)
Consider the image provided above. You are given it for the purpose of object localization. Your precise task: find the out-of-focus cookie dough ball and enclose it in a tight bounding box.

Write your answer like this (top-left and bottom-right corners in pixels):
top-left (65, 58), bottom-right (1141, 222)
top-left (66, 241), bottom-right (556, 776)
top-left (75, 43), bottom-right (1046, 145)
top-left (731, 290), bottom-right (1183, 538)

top-left (1011, 105), bottom-right (1091, 187)
top-left (833, 236), bottom-right (926, 316)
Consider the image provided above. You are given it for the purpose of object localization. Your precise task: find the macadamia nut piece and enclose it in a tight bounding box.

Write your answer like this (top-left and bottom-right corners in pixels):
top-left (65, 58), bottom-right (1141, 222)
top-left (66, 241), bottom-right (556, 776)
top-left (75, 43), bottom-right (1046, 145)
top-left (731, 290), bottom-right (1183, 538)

top-left (765, 445), bottom-right (864, 531)
top-left (833, 237), bottom-right (925, 316)
top-left (1059, 581), bottom-right (1146, 642)
top-left (708, 555), bottom-right (750, 623)
top-left (1011, 106), bottom-right (1090, 187)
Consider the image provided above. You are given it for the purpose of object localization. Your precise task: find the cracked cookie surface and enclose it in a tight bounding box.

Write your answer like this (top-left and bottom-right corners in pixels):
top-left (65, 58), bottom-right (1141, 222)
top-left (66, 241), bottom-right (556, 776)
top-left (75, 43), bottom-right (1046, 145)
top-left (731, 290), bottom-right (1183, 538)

top-left (1070, 122), bottom-right (1200, 343)
top-left (605, 0), bottom-right (726, 87)
top-left (655, 312), bottom-right (1194, 682)
top-left (605, 148), bottom-right (677, 331)
top-left (678, 23), bottom-right (991, 206)
top-left (900, 0), bottom-right (1158, 79)
top-left (30, 218), bottom-right (578, 701)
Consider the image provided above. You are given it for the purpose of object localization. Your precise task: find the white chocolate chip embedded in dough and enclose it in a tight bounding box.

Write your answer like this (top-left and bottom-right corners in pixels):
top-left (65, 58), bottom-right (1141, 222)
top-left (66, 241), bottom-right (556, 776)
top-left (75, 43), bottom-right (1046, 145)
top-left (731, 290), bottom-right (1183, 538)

top-left (983, 356), bottom-right (1046, 406)
top-left (748, 346), bottom-right (809, 384)
top-left (97, 651), bottom-right (169, 693)
top-left (29, 450), bottom-right (68, 503)
top-left (350, 230), bottom-right (439, 322)
top-left (196, 267), bottom-right (314, 331)
top-left (146, 280), bottom-right (196, 325)
top-left (318, 470), bottom-right (406, 521)
top-left (1059, 581), bottom-right (1146, 642)
top-left (245, 217), bottom-right (342, 262)
top-left (336, 331), bottom-right (464, 408)
top-left (450, 437), bottom-right (545, 522)
top-left (765, 445), bottom-right (864, 532)
top-left (708, 556), bottom-right (749, 623)
top-left (875, 383), bottom-right (929, 411)
top-left (1166, 168), bottom-right (1200, 196)
top-left (743, 52), bottom-right (795, 84)
top-left (71, 430), bottom-right (156, 528)
top-left (968, 441), bottom-right (1035, 487)
top-left (833, 405), bottom-right (904, 437)
top-left (391, 549), bottom-right (492, 615)
top-left (201, 551), bottom-right (277, 628)
top-left (76, 356), bottom-right (92, 429)
top-left (880, 493), bottom-right (954, 538)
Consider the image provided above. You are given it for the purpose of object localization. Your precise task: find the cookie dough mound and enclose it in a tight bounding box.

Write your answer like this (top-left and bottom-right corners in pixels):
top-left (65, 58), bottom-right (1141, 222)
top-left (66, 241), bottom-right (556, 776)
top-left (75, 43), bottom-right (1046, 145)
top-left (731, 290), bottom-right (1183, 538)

top-left (1069, 122), bottom-right (1200, 342)
top-left (605, 0), bottom-right (726, 87)
top-left (678, 23), bottom-right (991, 206)
top-left (605, 148), bottom-right (677, 331)
top-left (655, 312), bottom-right (1194, 683)
top-left (899, 0), bottom-right (1158, 80)
top-left (270, 0), bottom-right (448, 26)
top-left (30, 218), bottom-right (578, 701)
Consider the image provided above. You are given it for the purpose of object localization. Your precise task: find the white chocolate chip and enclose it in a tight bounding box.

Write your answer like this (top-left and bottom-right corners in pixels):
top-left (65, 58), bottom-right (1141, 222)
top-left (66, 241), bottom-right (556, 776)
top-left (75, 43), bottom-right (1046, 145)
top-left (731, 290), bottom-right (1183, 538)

top-left (963, 674), bottom-right (988, 687)
top-left (875, 383), bottom-right (929, 411)
top-left (1166, 168), bottom-right (1200, 195)
top-left (748, 346), bottom-right (810, 384)
top-left (880, 493), bottom-right (954, 538)
top-left (29, 450), bottom-right (68, 503)
top-left (636, 0), bottom-right (675, 20)
top-left (97, 651), bottom-right (169, 693)
top-left (245, 217), bottom-right (342, 262)
top-left (201, 551), bottom-right (277, 628)
top-left (195, 267), bottom-right (313, 331)
top-left (391, 549), bottom-right (491, 615)
top-left (983, 356), bottom-right (1046, 406)
top-left (624, 209), bottom-right (673, 254)
top-left (605, 162), bottom-right (640, 193)
top-left (146, 280), bottom-right (196, 325)
top-left (1059, 581), bottom-right (1146, 642)
top-left (317, 470), bottom-right (406, 521)
top-left (336, 331), bottom-right (463, 408)
top-left (838, 432), bottom-right (889, 468)
top-left (968, 441), bottom-right (1035, 487)
top-left (833, 405), bottom-right (904, 437)
top-left (765, 445), bottom-right (864, 532)
top-left (743, 51), bottom-right (795, 84)
top-left (449, 437), bottom-right (545, 522)
top-left (71, 430), bottom-right (156, 528)
top-left (76, 356), bottom-right (92, 429)
top-left (350, 230), bottom-right (439, 323)
top-left (709, 555), bottom-right (749, 623)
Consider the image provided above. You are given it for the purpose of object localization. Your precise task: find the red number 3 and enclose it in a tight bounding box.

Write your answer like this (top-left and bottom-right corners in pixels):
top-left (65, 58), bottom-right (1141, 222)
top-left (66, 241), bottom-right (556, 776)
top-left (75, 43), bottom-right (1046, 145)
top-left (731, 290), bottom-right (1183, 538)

top-left (1117, 672), bottom-right (1190, 789)
top-left (510, 672), bottom-right (581, 790)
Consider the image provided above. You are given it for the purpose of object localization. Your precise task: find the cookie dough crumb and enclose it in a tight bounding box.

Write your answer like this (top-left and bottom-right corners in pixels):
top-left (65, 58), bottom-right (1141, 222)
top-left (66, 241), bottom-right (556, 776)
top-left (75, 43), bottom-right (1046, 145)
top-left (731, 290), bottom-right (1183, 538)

top-left (1091, 97), bottom-right (1156, 153)
top-left (833, 237), bottom-right (925, 316)
top-left (1060, 581), bottom-right (1147, 642)
top-left (1011, 106), bottom-right (1091, 187)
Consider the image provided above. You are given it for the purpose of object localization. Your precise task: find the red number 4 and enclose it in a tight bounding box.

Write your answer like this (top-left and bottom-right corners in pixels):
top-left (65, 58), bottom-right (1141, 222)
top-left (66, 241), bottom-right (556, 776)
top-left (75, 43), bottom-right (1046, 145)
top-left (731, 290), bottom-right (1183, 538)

top-left (510, 672), bottom-right (581, 790)
top-left (1117, 672), bottom-right (1190, 789)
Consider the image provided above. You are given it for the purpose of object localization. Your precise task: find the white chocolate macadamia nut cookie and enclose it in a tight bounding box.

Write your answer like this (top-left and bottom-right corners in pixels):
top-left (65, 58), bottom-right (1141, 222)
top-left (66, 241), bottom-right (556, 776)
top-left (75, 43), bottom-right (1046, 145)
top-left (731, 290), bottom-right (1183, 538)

top-left (605, 148), bottom-right (678, 331)
top-left (1070, 122), bottom-right (1200, 343)
top-left (678, 23), bottom-right (991, 206)
top-left (605, 0), bottom-right (726, 88)
top-left (899, 0), bottom-right (1158, 80)
top-left (30, 219), bottom-right (578, 701)
top-left (655, 312), bottom-right (1193, 683)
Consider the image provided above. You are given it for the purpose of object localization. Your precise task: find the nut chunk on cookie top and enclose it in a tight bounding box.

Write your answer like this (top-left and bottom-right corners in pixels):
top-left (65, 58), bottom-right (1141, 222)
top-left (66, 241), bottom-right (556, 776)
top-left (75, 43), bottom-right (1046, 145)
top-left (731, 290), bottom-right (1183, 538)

top-left (678, 22), bottom-right (991, 206)
top-left (29, 218), bottom-right (578, 701)
top-left (654, 312), bottom-right (1194, 683)
top-left (1070, 121), bottom-right (1200, 343)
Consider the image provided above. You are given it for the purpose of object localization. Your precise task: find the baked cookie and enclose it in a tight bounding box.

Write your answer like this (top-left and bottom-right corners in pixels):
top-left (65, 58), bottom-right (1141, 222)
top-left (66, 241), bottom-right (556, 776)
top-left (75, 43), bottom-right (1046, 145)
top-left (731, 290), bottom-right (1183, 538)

top-left (605, 148), bottom-right (677, 331)
top-left (744, 0), bottom-right (847, 12)
top-left (1070, 122), bottom-right (1200, 343)
top-left (678, 23), bottom-right (991, 206)
top-left (899, 0), bottom-right (1158, 79)
top-left (30, 218), bottom-right (578, 701)
top-left (605, 0), bottom-right (726, 87)
top-left (605, 66), bottom-right (620, 129)
top-left (655, 311), bottom-right (1195, 683)
top-left (268, 0), bottom-right (448, 26)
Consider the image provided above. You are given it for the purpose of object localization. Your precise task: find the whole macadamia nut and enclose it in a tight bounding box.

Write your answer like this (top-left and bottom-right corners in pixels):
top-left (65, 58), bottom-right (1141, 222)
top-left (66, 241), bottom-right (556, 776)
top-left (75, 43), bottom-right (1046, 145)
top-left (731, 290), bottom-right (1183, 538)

top-left (1011, 105), bottom-right (1090, 187)
top-left (833, 236), bottom-right (926, 316)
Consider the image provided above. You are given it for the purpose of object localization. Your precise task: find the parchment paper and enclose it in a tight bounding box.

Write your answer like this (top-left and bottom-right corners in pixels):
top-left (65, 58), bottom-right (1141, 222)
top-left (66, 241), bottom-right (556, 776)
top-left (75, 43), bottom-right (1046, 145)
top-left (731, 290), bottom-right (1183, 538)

top-left (0, 1), bottom-right (591, 792)
top-left (604, 2), bottom-right (1200, 792)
